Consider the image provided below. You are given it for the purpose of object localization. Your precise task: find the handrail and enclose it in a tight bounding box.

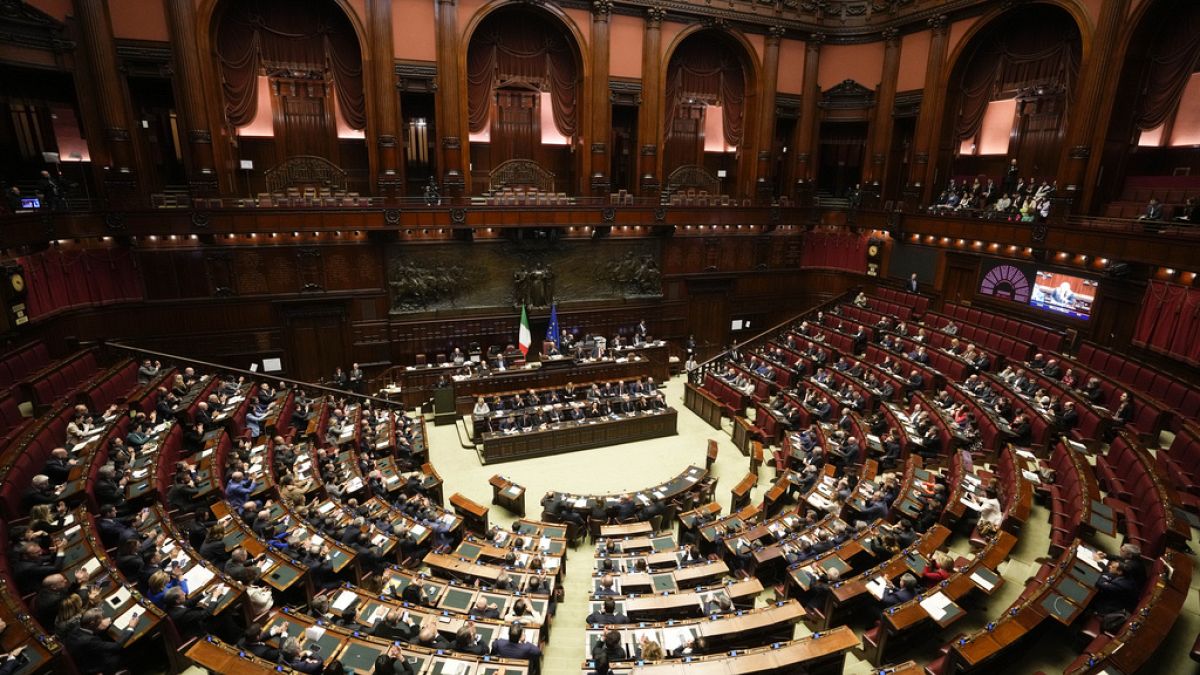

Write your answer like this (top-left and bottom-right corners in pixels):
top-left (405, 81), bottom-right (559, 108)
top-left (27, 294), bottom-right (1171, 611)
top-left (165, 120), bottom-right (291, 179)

top-left (103, 342), bottom-right (410, 411)
top-left (687, 288), bottom-right (860, 385)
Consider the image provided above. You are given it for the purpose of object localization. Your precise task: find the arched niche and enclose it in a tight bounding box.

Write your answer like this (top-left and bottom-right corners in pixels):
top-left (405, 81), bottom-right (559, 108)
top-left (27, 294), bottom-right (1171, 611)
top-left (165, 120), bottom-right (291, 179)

top-left (196, 0), bottom-right (373, 196)
top-left (939, 3), bottom-right (1083, 194)
top-left (460, 3), bottom-right (586, 196)
top-left (660, 26), bottom-right (761, 199)
top-left (1092, 0), bottom-right (1200, 214)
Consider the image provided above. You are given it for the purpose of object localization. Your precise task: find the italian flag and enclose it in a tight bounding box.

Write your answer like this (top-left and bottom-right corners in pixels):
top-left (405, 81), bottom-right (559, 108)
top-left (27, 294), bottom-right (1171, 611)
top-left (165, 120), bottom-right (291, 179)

top-left (518, 305), bottom-right (531, 356)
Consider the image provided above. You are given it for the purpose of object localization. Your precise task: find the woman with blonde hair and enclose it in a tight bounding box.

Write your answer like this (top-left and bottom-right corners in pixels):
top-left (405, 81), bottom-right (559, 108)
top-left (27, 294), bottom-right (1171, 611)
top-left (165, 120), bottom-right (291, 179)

top-left (640, 636), bottom-right (664, 661)
top-left (54, 593), bottom-right (86, 637)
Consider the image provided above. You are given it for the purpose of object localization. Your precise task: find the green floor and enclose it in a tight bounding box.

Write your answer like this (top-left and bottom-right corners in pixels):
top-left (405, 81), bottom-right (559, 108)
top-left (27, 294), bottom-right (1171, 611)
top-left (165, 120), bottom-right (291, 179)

top-left (420, 375), bottom-right (1200, 675)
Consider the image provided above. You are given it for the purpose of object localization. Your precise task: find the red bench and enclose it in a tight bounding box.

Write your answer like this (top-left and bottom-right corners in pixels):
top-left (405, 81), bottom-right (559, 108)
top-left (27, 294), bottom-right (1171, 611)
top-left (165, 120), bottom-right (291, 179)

top-left (938, 304), bottom-right (1065, 353)
top-left (0, 340), bottom-right (49, 389)
top-left (874, 287), bottom-right (930, 317)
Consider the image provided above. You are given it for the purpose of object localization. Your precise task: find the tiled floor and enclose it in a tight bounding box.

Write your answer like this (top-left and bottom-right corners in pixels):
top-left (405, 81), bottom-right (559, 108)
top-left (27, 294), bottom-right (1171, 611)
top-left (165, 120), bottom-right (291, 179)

top-left (420, 375), bottom-right (1200, 675)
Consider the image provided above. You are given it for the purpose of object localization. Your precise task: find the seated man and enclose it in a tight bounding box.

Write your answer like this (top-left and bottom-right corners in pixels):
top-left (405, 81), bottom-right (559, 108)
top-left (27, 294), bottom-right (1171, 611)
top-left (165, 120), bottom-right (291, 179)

top-left (491, 623), bottom-right (542, 661)
top-left (586, 598), bottom-right (630, 626)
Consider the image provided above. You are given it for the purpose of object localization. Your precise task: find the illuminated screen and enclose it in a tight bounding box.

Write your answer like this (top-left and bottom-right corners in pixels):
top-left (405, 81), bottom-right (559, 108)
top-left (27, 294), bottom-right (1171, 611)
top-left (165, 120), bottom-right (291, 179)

top-left (1028, 270), bottom-right (1096, 320)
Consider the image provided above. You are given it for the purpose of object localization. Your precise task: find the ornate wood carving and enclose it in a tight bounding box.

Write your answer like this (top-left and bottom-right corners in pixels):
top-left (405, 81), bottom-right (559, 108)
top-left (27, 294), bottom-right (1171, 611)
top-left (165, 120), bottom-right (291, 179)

top-left (264, 156), bottom-right (348, 193)
top-left (665, 165), bottom-right (720, 193)
top-left (819, 79), bottom-right (876, 109)
top-left (488, 159), bottom-right (556, 192)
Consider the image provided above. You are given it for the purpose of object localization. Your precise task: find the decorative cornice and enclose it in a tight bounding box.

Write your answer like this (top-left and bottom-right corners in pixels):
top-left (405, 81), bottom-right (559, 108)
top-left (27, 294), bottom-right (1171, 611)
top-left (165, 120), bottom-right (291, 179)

top-left (394, 61), bottom-right (436, 79)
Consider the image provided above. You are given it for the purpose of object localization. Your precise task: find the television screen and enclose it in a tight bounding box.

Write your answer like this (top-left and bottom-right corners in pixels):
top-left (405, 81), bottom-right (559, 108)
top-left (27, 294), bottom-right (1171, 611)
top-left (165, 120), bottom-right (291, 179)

top-left (1029, 270), bottom-right (1096, 320)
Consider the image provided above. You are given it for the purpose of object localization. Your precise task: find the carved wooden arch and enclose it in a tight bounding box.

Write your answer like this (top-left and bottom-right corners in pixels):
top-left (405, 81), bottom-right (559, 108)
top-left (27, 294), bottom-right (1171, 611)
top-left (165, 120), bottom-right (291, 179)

top-left (265, 156), bottom-right (348, 193)
top-left (666, 165), bottom-right (720, 194)
top-left (943, 0), bottom-right (1094, 92)
top-left (194, 0), bottom-right (376, 196)
top-left (660, 25), bottom-right (763, 198)
top-left (457, 0), bottom-right (591, 195)
top-left (489, 159), bottom-right (556, 193)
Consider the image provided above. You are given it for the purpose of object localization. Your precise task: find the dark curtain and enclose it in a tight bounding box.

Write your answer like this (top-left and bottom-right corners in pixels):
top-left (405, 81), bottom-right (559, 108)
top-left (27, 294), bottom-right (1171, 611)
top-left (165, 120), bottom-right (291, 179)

top-left (20, 249), bottom-right (144, 319)
top-left (1133, 4), bottom-right (1200, 130)
top-left (665, 36), bottom-right (747, 148)
top-left (466, 11), bottom-right (579, 137)
top-left (216, 0), bottom-right (365, 130)
top-left (800, 232), bottom-right (867, 272)
top-left (954, 16), bottom-right (1081, 140)
top-left (1134, 281), bottom-right (1200, 366)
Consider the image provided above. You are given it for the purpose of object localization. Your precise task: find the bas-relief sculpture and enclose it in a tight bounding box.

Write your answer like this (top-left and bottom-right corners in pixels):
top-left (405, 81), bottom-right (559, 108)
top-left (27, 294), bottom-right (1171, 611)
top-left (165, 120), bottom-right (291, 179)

top-left (386, 240), bottom-right (662, 313)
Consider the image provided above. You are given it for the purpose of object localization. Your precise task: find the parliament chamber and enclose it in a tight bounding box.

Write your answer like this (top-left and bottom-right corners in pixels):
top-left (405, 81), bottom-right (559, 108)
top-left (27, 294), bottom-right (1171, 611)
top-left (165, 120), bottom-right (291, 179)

top-left (2, 0), bottom-right (1200, 673)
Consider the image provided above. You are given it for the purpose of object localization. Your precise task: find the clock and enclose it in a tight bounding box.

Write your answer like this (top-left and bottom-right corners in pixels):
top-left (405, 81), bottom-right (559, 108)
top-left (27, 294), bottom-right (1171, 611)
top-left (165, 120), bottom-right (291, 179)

top-left (9, 272), bottom-right (24, 294)
top-left (867, 244), bottom-right (879, 257)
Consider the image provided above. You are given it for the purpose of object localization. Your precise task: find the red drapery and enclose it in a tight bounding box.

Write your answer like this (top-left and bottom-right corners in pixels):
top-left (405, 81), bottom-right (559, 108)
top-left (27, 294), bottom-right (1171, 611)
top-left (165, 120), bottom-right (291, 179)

top-left (664, 36), bottom-right (747, 148)
top-left (1133, 3), bottom-right (1200, 131)
top-left (19, 248), bottom-right (144, 320)
top-left (216, 0), bottom-right (365, 130)
top-left (466, 11), bottom-right (579, 138)
top-left (954, 14), bottom-right (1080, 141)
top-left (1134, 281), bottom-right (1200, 366)
top-left (800, 232), bottom-right (868, 272)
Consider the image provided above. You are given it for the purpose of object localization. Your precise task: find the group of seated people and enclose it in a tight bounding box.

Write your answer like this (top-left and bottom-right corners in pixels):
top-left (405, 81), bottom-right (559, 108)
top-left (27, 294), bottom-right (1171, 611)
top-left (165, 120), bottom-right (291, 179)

top-left (931, 175), bottom-right (1057, 222)
top-left (473, 378), bottom-right (667, 435)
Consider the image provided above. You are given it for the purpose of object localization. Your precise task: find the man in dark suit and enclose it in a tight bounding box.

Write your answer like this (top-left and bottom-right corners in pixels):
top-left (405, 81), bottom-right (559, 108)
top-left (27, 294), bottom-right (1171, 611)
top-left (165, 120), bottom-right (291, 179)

top-left (43, 448), bottom-right (76, 487)
top-left (907, 370), bottom-right (925, 392)
top-left (1057, 402), bottom-right (1079, 431)
top-left (372, 609), bottom-right (416, 640)
top-left (1092, 561), bottom-right (1141, 615)
top-left (907, 273), bottom-right (920, 293)
top-left (880, 573), bottom-right (918, 607)
top-left (491, 623), bottom-right (542, 661)
top-left (164, 587), bottom-right (213, 640)
top-left (586, 598), bottom-right (630, 625)
top-left (64, 609), bottom-right (127, 674)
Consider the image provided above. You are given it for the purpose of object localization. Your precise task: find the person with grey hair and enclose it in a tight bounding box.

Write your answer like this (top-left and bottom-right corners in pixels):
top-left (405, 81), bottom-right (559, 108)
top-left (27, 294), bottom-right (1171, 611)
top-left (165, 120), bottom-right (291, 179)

top-left (881, 573), bottom-right (918, 607)
top-left (22, 474), bottom-right (58, 510)
top-left (63, 608), bottom-right (125, 673)
top-left (279, 636), bottom-right (324, 673)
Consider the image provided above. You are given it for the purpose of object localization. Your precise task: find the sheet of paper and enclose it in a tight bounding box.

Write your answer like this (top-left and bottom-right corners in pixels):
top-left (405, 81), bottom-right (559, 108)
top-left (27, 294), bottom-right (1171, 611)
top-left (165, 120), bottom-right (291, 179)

top-left (969, 571), bottom-right (996, 592)
top-left (920, 592), bottom-right (953, 621)
top-left (113, 604), bottom-right (141, 631)
top-left (182, 565), bottom-right (215, 591)
top-left (332, 590), bottom-right (357, 612)
top-left (866, 577), bottom-right (887, 600)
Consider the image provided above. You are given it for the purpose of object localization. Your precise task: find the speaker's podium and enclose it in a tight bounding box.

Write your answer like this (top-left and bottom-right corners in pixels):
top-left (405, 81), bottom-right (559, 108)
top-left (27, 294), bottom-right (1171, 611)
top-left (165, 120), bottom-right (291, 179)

top-left (433, 386), bottom-right (456, 426)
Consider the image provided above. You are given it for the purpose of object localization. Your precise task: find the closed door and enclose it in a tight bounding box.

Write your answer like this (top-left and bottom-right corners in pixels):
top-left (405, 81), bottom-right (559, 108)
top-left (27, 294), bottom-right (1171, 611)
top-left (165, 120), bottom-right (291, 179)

top-left (282, 305), bottom-right (348, 383)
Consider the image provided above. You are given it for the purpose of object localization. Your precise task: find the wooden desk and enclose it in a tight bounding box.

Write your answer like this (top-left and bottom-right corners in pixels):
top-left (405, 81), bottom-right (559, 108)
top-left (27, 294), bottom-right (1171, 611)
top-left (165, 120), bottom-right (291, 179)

top-left (686, 382), bottom-right (724, 430)
top-left (489, 474), bottom-right (527, 516)
top-left (601, 521), bottom-right (654, 538)
top-left (452, 346), bottom-right (666, 412)
top-left (706, 438), bottom-right (719, 469)
top-left (480, 408), bottom-right (677, 464)
top-left (732, 472), bottom-right (757, 510)
top-left (450, 492), bottom-right (490, 536)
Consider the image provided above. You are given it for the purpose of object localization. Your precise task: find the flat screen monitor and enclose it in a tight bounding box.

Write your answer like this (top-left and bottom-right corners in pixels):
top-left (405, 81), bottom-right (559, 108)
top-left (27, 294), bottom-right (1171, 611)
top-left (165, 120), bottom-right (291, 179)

top-left (261, 357), bottom-right (283, 372)
top-left (1028, 270), bottom-right (1095, 320)
top-left (20, 198), bottom-right (40, 209)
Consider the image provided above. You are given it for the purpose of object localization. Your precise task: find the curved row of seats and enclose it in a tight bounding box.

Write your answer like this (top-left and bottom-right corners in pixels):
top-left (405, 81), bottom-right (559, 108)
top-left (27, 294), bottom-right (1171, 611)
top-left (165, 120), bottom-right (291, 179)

top-left (689, 288), bottom-right (1196, 674)
top-left (931, 302), bottom-right (1065, 353)
top-left (1075, 341), bottom-right (1200, 429)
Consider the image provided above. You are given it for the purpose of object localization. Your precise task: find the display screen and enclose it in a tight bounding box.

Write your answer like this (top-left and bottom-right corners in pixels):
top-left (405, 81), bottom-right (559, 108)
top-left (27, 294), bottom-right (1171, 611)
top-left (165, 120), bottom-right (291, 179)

top-left (1029, 270), bottom-right (1096, 320)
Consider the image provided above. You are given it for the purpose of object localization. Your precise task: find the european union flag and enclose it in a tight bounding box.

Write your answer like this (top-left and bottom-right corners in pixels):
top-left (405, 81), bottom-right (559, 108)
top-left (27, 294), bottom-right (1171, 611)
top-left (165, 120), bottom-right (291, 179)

top-left (546, 303), bottom-right (560, 348)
